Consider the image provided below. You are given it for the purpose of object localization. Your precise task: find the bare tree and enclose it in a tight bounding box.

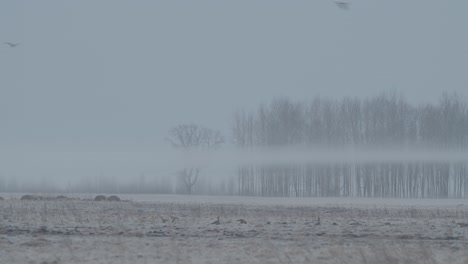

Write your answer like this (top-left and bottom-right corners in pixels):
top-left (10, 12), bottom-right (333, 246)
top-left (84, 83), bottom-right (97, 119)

top-left (167, 124), bottom-right (224, 194)
top-left (178, 168), bottom-right (200, 195)
top-left (167, 124), bottom-right (224, 150)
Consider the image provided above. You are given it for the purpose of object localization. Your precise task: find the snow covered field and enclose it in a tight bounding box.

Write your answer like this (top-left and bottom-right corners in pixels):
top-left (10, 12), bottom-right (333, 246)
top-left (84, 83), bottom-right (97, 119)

top-left (1, 194), bottom-right (468, 263)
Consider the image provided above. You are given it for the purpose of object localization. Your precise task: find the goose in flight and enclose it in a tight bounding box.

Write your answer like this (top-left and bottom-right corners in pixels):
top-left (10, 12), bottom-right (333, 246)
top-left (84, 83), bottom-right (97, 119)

top-left (4, 42), bottom-right (20, 48)
top-left (335, 2), bottom-right (350, 10)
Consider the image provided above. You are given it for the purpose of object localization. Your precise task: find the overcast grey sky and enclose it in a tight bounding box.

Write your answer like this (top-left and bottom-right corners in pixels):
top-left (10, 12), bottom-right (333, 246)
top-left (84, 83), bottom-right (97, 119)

top-left (1, 1), bottom-right (468, 179)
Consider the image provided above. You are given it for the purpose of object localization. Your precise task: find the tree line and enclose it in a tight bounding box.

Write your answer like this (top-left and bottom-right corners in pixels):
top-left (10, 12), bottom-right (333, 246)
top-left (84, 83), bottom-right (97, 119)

top-left (2, 93), bottom-right (467, 197)
top-left (232, 92), bottom-right (468, 198)
top-left (232, 92), bottom-right (468, 149)
top-left (237, 162), bottom-right (468, 198)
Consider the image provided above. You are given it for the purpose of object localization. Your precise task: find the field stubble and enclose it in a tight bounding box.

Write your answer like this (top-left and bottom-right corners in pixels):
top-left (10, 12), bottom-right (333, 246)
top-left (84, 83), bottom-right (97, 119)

top-left (0, 196), bottom-right (468, 263)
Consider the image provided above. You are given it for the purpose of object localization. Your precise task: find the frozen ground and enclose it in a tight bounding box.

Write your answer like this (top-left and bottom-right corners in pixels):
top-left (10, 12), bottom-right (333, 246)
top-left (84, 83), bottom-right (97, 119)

top-left (1, 194), bottom-right (468, 263)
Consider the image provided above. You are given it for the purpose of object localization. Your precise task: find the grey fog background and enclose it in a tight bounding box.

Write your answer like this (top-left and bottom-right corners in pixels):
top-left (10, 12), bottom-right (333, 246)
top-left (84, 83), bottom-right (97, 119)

top-left (1, 0), bottom-right (468, 183)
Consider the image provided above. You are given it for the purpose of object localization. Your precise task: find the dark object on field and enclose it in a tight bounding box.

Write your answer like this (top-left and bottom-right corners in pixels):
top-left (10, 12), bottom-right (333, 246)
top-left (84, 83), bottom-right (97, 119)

top-left (0, 196), bottom-right (4, 200)
top-left (170, 216), bottom-right (178, 223)
top-left (21, 194), bottom-right (37, 201)
top-left (94, 195), bottom-right (107, 201)
top-left (211, 216), bottom-right (220, 225)
top-left (237, 219), bottom-right (247, 224)
top-left (458, 222), bottom-right (468, 227)
top-left (160, 216), bottom-right (168, 223)
top-left (316, 217), bottom-right (321, 226)
top-left (107, 195), bottom-right (121, 201)
top-left (56, 195), bottom-right (68, 200)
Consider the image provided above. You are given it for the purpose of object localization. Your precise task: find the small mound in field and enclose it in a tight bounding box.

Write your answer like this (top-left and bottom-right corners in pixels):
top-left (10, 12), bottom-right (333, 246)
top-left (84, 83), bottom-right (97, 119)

top-left (20, 238), bottom-right (51, 247)
top-left (94, 195), bottom-right (107, 201)
top-left (107, 195), bottom-right (121, 201)
top-left (20, 195), bottom-right (37, 201)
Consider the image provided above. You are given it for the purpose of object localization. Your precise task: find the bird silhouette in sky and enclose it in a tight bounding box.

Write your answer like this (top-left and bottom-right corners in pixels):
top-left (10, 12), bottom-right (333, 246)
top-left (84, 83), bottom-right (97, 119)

top-left (4, 42), bottom-right (20, 48)
top-left (335, 2), bottom-right (350, 10)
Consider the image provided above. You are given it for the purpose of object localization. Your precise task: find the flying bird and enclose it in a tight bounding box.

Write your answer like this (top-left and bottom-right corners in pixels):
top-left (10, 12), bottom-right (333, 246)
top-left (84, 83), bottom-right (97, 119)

top-left (4, 42), bottom-right (20, 48)
top-left (335, 2), bottom-right (350, 10)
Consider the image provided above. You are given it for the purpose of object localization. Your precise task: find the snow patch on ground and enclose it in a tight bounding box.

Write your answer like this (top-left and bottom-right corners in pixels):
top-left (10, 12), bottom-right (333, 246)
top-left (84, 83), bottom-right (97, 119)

top-left (0, 195), bottom-right (467, 263)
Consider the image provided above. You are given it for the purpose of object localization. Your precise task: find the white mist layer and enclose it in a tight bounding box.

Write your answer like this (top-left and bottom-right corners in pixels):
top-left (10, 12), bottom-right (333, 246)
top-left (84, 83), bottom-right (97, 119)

top-left (0, 146), bottom-right (467, 191)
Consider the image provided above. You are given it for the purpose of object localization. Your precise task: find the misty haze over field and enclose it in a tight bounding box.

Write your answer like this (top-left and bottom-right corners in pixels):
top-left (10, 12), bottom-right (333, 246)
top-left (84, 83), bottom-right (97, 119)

top-left (1, 1), bottom-right (468, 197)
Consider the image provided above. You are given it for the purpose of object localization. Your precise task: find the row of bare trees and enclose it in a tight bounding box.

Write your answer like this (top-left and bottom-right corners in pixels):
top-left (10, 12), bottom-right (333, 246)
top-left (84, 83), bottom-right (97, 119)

top-left (232, 92), bottom-right (468, 197)
top-left (233, 92), bottom-right (468, 148)
top-left (238, 162), bottom-right (468, 198)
